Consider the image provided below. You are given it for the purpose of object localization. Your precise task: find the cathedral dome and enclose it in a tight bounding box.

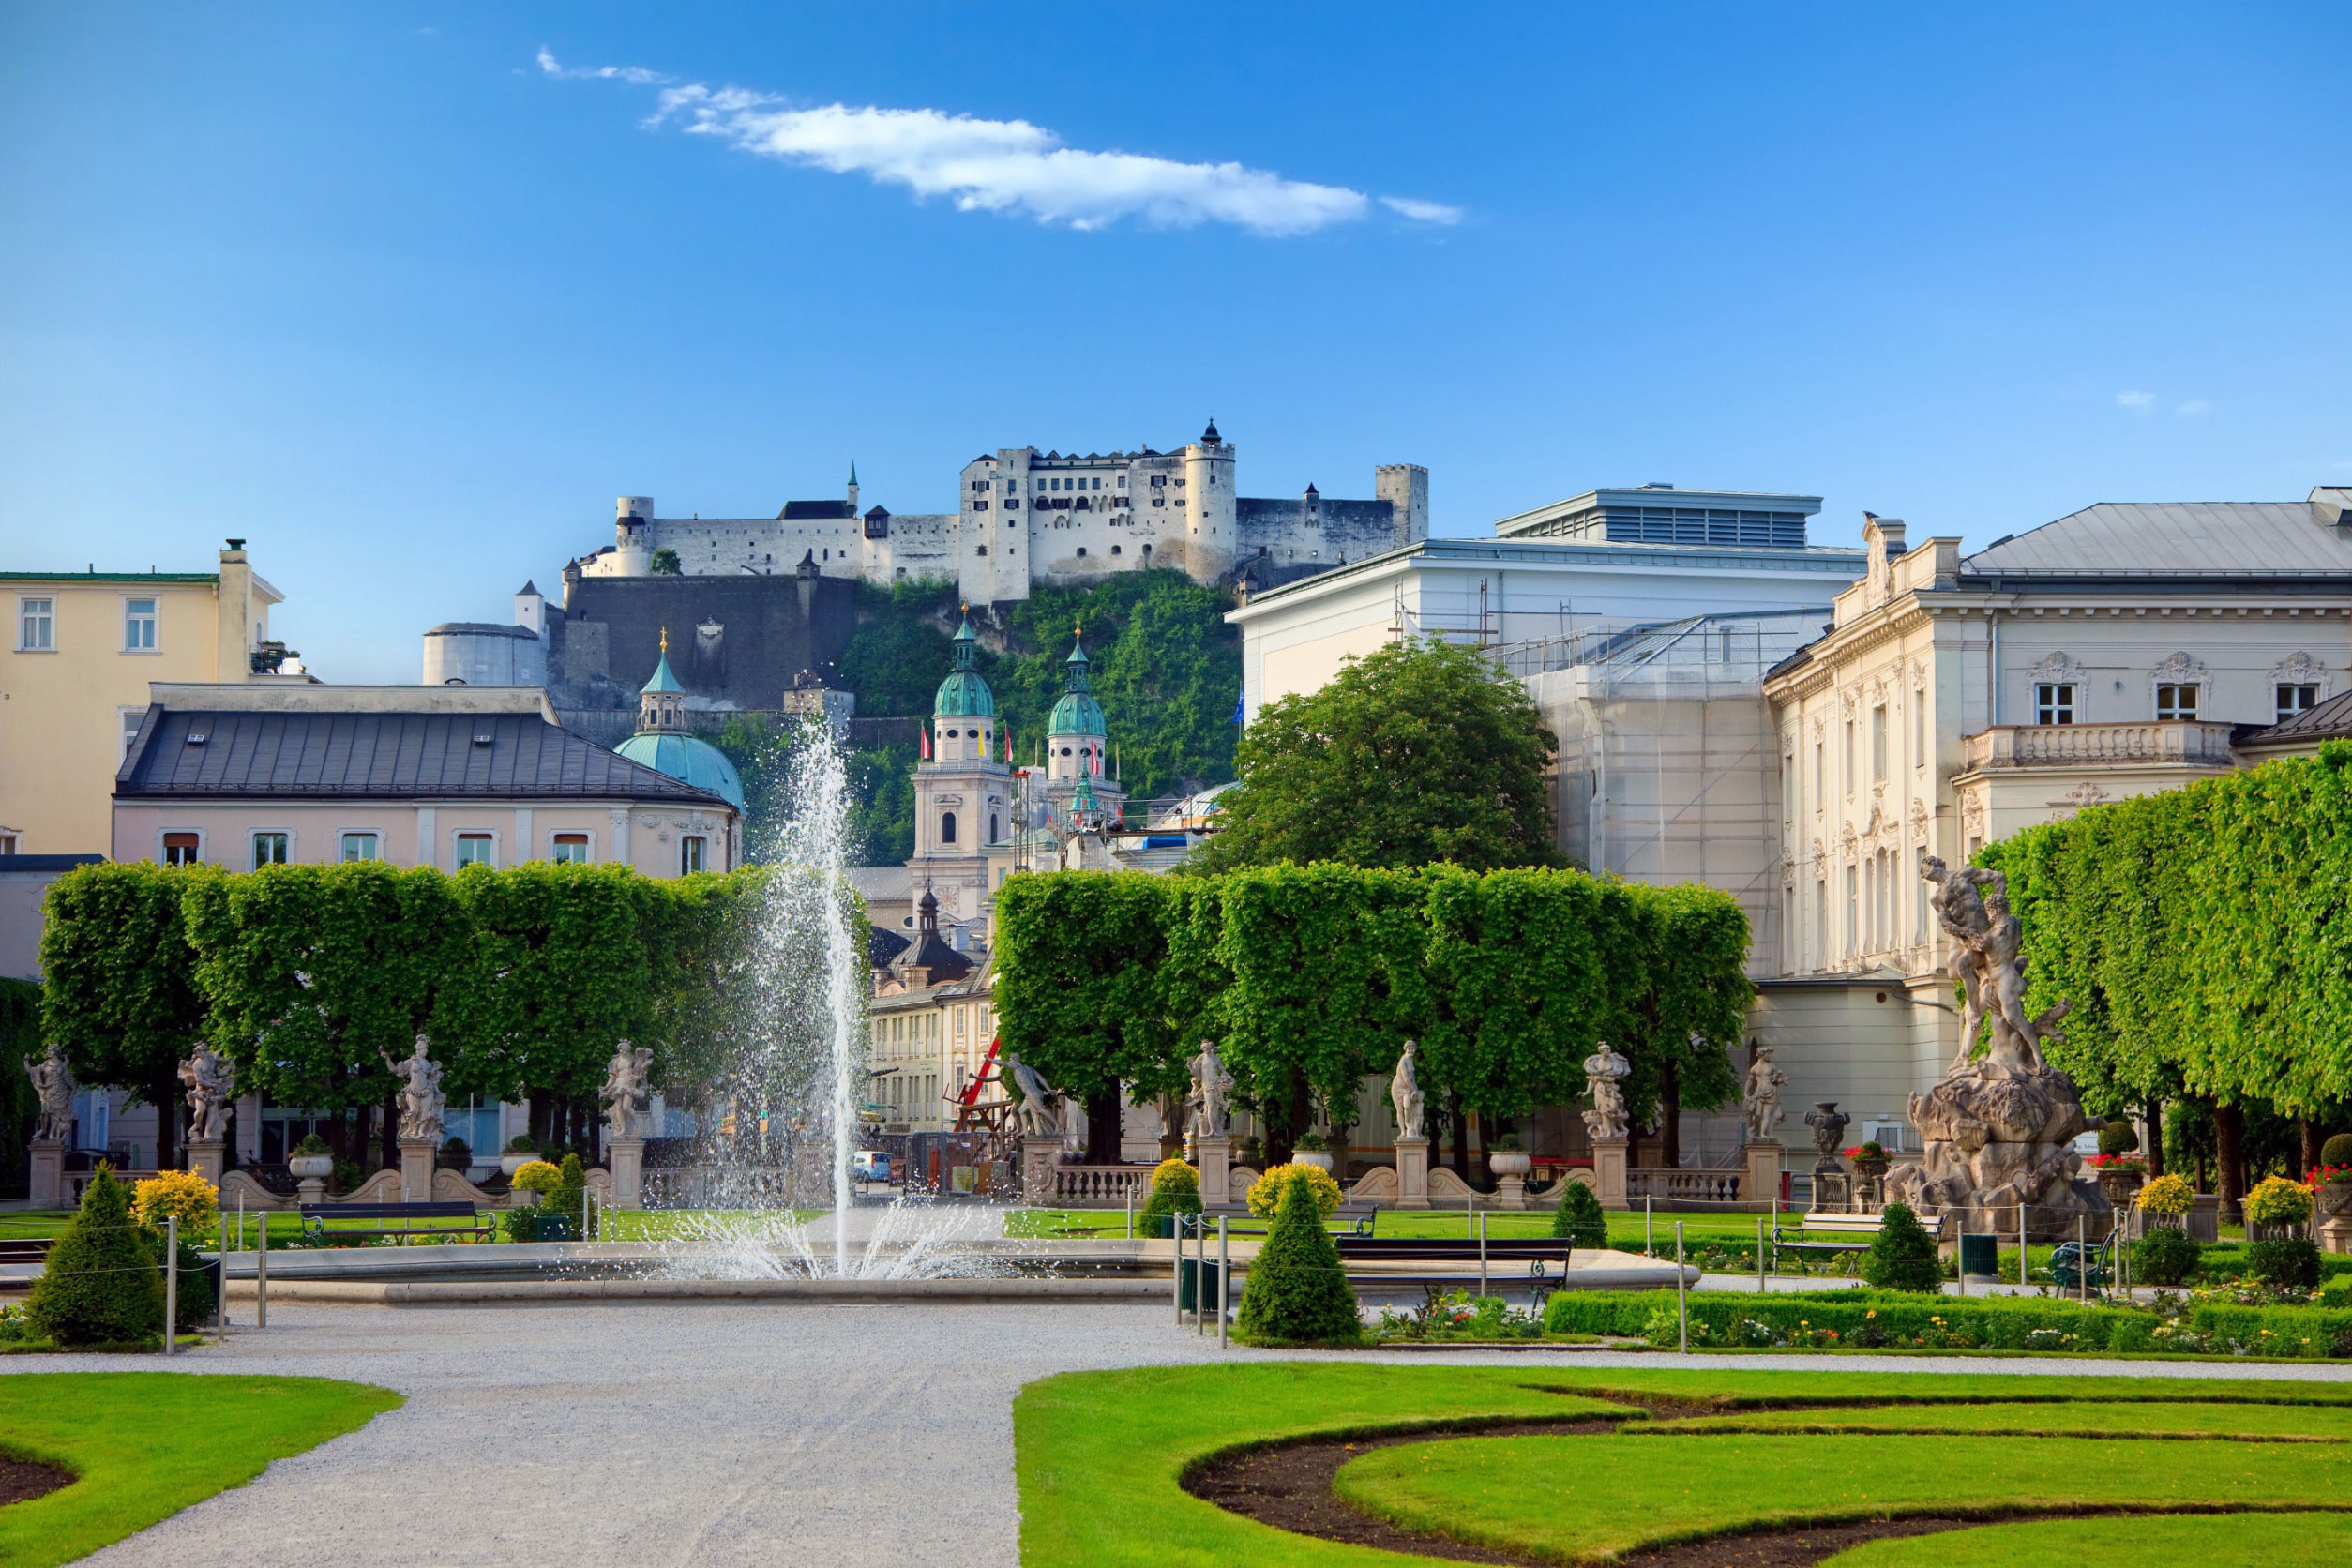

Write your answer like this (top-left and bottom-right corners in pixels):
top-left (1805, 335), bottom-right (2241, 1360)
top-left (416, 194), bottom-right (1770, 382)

top-left (933, 611), bottom-right (996, 719)
top-left (614, 731), bottom-right (746, 811)
top-left (1048, 630), bottom-right (1106, 737)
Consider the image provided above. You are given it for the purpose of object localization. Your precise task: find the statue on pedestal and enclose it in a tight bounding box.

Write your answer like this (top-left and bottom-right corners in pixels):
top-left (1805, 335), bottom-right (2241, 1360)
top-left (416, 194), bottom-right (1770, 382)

top-left (1005, 1055), bottom-right (1069, 1145)
top-left (1890, 858), bottom-right (2109, 1238)
top-left (178, 1041), bottom-right (234, 1142)
top-left (1741, 1046), bottom-right (1789, 1144)
top-left (1580, 1043), bottom-right (1631, 1142)
top-left (1186, 1039), bottom-right (1232, 1139)
top-left (601, 1040), bottom-right (654, 1140)
top-left (25, 1042), bottom-right (75, 1144)
top-left (384, 1034), bottom-right (445, 1143)
top-left (1390, 1039), bottom-right (1426, 1140)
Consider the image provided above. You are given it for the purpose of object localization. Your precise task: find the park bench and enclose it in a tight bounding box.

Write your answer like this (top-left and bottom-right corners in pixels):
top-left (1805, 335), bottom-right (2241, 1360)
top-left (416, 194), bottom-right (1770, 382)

top-left (0, 1239), bottom-right (53, 1265)
top-left (1771, 1210), bottom-right (1943, 1269)
top-left (2049, 1239), bottom-right (2109, 1291)
top-left (299, 1201), bottom-right (493, 1244)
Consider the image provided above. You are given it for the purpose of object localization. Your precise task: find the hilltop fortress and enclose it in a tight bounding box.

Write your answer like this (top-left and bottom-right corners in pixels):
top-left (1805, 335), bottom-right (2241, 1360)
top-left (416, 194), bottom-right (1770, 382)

top-left (570, 420), bottom-right (1427, 604)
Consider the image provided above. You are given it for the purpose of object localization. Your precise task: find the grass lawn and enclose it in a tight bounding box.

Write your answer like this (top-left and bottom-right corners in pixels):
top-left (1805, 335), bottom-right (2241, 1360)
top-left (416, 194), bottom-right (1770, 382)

top-left (0, 1372), bottom-right (400, 1568)
top-left (1015, 1363), bottom-right (2352, 1567)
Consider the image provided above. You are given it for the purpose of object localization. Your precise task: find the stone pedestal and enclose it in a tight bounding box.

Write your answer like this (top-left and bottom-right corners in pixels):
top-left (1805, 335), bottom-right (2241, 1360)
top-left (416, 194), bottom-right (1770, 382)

top-left (2323, 1217), bottom-right (2352, 1256)
top-left (28, 1139), bottom-right (65, 1209)
top-left (399, 1138), bottom-right (436, 1206)
top-left (1494, 1174), bottom-right (1527, 1210)
top-left (1020, 1141), bottom-right (1060, 1205)
top-left (1195, 1134), bottom-right (1232, 1210)
top-left (608, 1137), bottom-right (644, 1211)
top-left (296, 1176), bottom-right (327, 1207)
top-left (187, 1137), bottom-right (227, 1189)
top-left (1591, 1138), bottom-right (1630, 1211)
top-left (1743, 1141), bottom-right (1782, 1211)
top-left (1395, 1136), bottom-right (1431, 1209)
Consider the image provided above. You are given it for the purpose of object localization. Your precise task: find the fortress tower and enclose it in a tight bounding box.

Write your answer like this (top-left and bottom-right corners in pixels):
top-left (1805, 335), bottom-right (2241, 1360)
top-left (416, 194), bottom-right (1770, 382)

top-left (909, 611), bottom-right (1012, 924)
top-left (1181, 419), bottom-right (1238, 580)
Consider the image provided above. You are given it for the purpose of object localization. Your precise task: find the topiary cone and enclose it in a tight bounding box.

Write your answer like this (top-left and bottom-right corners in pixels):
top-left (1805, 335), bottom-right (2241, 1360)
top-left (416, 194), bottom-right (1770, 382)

top-left (1235, 1171), bottom-right (1362, 1345)
top-left (1860, 1201), bottom-right (1944, 1293)
top-left (26, 1166), bottom-right (166, 1349)
top-left (1550, 1178), bottom-right (1606, 1248)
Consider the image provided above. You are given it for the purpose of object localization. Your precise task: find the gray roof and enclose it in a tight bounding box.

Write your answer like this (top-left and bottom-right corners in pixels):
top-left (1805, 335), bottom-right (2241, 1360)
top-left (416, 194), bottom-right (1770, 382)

top-left (1963, 498), bottom-right (2352, 580)
top-left (118, 709), bottom-right (731, 806)
top-left (2240, 688), bottom-right (2352, 747)
top-left (424, 621), bottom-right (538, 640)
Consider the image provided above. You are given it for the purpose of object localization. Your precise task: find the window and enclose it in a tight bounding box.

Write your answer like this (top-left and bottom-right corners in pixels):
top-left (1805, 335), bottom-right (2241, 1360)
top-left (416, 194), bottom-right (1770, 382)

top-left (1914, 846), bottom-right (1929, 943)
top-left (679, 835), bottom-right (706, 875)
top-left (124, 597), bottom-right (158, 652)
top-left (121, 710), bottom-right (143, 761)
top-left (251, 832), bottom-right (289, 868)
top-left (940, 810), bottom-right (957, 845)
top-left (339, 832), bottom-right (379, 863)
top-left (1862, 858), bottom-right (1876, 952)
top-left (2035, 683), bottom-right (2075, 725)
top-left (1843, 719), bottom-right (1855, 794)
top-left (1812, 741), bottom-right (1824, 809)
top-left (1871, 704), bottom-right (1888, 781)
top-left (1914, 696), bottom-right (1925, 764)
top-left (989, 812), bottom-right (1000, 842)
top-left (163, 832), bottom-right (200, 867)
top-left (2279, 683), bottom-right (2320, 722)
top-left (2155, 683), bottom-right (2199, 721)
top-left (1845, 865), bottom-right (1859, 958)
top-left (1814, 878), bottom-right (1827, 966)
top-left (0, 834), bottom-right (15, 855)
top-left (552, 833), bottom-right (590, 864)
top-left (455, 833), bottom-right (495, 867)
top-left (17, 597), bottom-right (53, 652)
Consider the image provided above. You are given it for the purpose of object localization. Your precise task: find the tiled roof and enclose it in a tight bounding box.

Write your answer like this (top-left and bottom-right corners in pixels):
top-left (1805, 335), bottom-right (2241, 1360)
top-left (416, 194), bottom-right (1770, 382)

top-left (117, 709), bottom-right (730, 806)
top-left (2241, 689), bottom-right (2352, 746)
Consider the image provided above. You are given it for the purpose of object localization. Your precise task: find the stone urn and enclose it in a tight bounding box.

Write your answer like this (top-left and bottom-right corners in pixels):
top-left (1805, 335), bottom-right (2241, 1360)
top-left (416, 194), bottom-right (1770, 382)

top-left (500, 1152), bottom-right (534, 1177)
top-left (288, 1153), bottom-right (334, 1182)
top-left (1487, 1151), bottom-right (1533, 1180)
top-left (1802, 1104), bottom-right (1850, 1172)
top-left (2096, 1165), bottom-right (2147, 1208)
top-left (1290, 1151), bottom-right (1334, 1174)
top-left (2318, 1179), bottom-right (2352, 1220)
top-left (1850, 1151), bottom-right (1891, 1181)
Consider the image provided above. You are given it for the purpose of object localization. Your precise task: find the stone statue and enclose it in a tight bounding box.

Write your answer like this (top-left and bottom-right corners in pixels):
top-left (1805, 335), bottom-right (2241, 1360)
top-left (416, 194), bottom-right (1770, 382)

top-left (1004, 1055), bottom-right (1069, 1144)
top-left (1741, 1046), bottom-right (1789, 1145)
top-left (1390, 1039), bottom-right (1426, 1140)
top-left (178, 1041), bottom-right (234, 1142)
top-left (24, 1042), bottom-right (75, 1145)
top-left (384, 1034), bottom-right (445, 1143)
top-left (1579, 1042), bottom-right (1631, 1143)
top-left (1888, 858), bottom-right (2108, 1239)
top-left (601, 1040), bottom-right (654, 1141)
top-left (1186, 1039), bottom-right (1232, 1139)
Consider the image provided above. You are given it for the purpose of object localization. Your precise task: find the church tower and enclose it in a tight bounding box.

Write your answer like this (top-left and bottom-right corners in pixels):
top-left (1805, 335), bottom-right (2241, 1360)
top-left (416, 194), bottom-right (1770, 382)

top-left (1044, 626), bottom-right (1126, 828)
top-left (908, 610), bottom-right (1012, 928)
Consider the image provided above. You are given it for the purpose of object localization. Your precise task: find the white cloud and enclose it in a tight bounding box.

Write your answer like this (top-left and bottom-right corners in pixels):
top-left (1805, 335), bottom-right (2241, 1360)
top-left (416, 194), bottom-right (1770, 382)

top-left (539, 53), bottom-right (1454, 235)
top-left (2176, 399), bottom-right (2213, 417)
top-left (2116, 390), bottom-right (2155, 413)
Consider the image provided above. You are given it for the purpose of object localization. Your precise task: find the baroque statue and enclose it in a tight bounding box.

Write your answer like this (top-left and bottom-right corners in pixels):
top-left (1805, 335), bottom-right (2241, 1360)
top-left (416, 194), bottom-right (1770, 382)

top-left (384, 1034), bottom-right (446, 1144)
top-left (178, 1041), bottom-right (234, 1142)
top-left (1004, 1055), bottom-right (1070, 1145)
top-left (25, 1041), bottom-right (75, 1145)
top-left (601, 1039), bottom-right (654, 1141)
top-left (1186, 1039), bottom-right (1232, 1139)
top-left (1580, 1042), bottom-right (1631, 1143)
top-left (1741, 1046), bottom-right (1789, 1145)
top-left (1888, 858), bottom-right (2109, 1238)
top-left (1390, 1038), bottom-right (1426, 1141)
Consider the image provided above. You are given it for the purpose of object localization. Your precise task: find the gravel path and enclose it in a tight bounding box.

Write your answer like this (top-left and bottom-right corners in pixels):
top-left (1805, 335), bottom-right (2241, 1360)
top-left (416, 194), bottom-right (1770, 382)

top-left (10, 1301), bottom-right (2352, 1567)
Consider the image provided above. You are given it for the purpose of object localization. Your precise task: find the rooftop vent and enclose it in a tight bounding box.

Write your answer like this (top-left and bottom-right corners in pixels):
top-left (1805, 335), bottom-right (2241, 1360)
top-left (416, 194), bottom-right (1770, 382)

top-left (472, 731), bottom-right (493, 747)
top-left (184, 731), bottom-right (206, 746)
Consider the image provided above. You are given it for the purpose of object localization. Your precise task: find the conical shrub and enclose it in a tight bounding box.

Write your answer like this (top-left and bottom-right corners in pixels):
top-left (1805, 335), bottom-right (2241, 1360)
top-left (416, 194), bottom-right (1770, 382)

top-left (1861, 1200), bottom-right (1943, 1292)
top-left (26, 1166), bottom-right (165, 1348)
top-left (1235, 1173), bottom-right (1362, 1345)
top-left (1550, 1178), bottom-right (1606, 1248)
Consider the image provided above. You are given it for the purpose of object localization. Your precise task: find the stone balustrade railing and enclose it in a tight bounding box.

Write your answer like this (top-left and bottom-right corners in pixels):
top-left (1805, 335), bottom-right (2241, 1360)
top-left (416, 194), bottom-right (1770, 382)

top-left (1964, 721), bottom-right (2239, 772)
top-left (1049, 1165), bottom-right (1151, 1206)
top-left (1625, 1167), bottom-right (1746, 1204)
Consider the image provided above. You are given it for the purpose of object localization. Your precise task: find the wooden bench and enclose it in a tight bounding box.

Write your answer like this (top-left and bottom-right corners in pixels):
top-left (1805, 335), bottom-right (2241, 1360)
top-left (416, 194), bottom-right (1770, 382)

top-left (300, 1201), bottom-right (492, 1244)
top-left (0, 1239), bottom-right (54, 1265)
top-left (1772, 1210), bottom-right (1943, 1267)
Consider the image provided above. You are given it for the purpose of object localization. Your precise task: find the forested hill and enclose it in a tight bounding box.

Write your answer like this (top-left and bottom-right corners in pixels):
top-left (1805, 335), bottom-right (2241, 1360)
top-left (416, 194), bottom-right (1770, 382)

top-left (719, 570), bottom-right (1243, 864)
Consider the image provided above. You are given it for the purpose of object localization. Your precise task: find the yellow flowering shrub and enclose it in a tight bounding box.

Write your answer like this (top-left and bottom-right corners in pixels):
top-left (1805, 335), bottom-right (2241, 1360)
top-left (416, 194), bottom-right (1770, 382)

top-left (1245, 1162), bottom-right (1343, 1220)
top-left (2245, 1174), bottom-right (2314, 1226)
top-left (131, 1169), bottom-right (219, 1233)
top-left (509, 1159), bottom-right (563, 1195)
top-left (2136, 1172), bottom-right (2195, 1215)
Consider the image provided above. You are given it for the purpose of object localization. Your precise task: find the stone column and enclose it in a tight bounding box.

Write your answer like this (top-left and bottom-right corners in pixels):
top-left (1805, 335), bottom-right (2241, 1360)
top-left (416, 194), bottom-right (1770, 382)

top-left (186, 1137), bottom-right (227, 1189)
top-left (1195, 1134), bottom-right (1232, 1210)
top-left (1493, 1172), bottom-right (1528, 1211)
top-left (1591, 1138), bottom-right (1630, 1211)
top-left (608, 1137), bottom-right (644, 1211)
top-left (1744, 1141), bottom-right (1783, 1212)
top-left (1020, 1140), bottom-right (1060, 1205)
top-left (399, 1138), bottom-right (436, 1205)
top-left (1395, 1136), bottom-right (1431, 1209)
top-left (27, 1139), bottom-right (64, 1209)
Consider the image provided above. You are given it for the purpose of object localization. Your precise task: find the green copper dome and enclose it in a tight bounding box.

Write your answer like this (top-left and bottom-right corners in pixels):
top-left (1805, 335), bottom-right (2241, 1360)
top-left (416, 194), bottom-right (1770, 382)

top-left (614, 732), bottom-right (746, 810)
top-left (1048, 630), bottom-right (1106, 737)
top-left (933, 611), bottom-right (996, 718)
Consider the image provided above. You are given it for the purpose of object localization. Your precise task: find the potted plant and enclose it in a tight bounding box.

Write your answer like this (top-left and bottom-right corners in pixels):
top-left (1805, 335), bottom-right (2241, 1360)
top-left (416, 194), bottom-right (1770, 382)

top-left (1844, 1141), bottom-right (1890, 1179)
top-left (1290, 1130), bottom-right (1334, 1173)
top-left (2136, 1170), bottom-right (2195, 1229)
top-left (500, 1134), bottom-right (539, 1177)
top-left (287, 1133), bottom-right (335, 1182)
top-left (2314, 1134), bottom-right (2352, 1219)
top-left (1487, 1133), bottom-right (1532, 1180)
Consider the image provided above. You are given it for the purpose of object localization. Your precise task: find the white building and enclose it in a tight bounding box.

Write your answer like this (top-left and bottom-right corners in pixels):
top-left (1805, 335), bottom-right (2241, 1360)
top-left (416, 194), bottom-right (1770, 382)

top-left (574, 422), bottom-right (1426, 604)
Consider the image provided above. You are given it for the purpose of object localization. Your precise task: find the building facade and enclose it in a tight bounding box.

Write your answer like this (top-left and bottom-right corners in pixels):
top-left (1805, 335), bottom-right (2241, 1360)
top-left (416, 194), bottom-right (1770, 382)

top-left (4, 542), bottom-right (290, 857)
top-left (573, 422), bottom-right (1427, 604)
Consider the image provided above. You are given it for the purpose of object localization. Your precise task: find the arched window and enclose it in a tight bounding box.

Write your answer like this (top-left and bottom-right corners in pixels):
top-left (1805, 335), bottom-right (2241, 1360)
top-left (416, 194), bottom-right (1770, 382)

top-left (989, 812), bottom-right (1000, 842)
top-left (941, 811), bottom-right (957, 845)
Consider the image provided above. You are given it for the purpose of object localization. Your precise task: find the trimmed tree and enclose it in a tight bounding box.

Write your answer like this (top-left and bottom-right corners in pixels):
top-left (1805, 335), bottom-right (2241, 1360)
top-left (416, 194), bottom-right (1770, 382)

top-left (1860, 1201), bottom-right (1943, 1292)
top-left (26, 1168), bottom-right (165, 1348)
top-left (1137, 1158), bottom-right (1201, 1234)
top-left (1551, 1179), bottom-right (1606, 1248)
top-left (1234, 1174), bottom-right (1362, 1346)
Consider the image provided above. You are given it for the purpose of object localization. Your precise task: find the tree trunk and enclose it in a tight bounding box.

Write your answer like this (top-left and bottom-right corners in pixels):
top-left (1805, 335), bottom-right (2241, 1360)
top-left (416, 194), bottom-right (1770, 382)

top-left (147, 1074), bottom-right (180, 1174)
top-left (2143, 1097), bottom-right (2164, 1178)
top-left (2214, 1100), bottom-right (2246, 1221)
top-left (1658, 1061), bottom-right (1683, 1170)
top-left (1084, 1087), bottom-right (1123, 1165)
top-left (2302, 1118), bottom-right (2325, 1179)
top-left (1447, 1092), bottom-right (1468, 1179)
top-left (528, 1092), bottom-right (552, 1149)
top-left (380, 1090), bottom-right (399, 1172)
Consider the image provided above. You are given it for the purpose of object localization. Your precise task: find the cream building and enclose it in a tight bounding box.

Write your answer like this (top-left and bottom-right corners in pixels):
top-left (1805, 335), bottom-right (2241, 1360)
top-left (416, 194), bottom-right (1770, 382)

top-left (1756, 491), bottom-right (2352, 1149)
top-left (3, 542), bottom-right (289, 857)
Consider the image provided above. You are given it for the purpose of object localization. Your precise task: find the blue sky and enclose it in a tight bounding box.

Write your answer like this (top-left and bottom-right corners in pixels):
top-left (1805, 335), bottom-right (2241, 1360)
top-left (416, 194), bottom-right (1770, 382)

top-left (3, 4), bottom-right (2347, 682)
